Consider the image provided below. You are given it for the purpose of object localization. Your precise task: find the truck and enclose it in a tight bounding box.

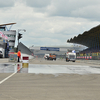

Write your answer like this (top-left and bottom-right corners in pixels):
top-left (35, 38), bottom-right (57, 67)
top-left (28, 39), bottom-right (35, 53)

top-left (44, 54), bottom-right (50, 60)
top-left (0, 47), bottom-right (5, 58)
top-left (44, 53), bottom-right (56, 60)
top-left (65, 50), bottom-right (76, 62)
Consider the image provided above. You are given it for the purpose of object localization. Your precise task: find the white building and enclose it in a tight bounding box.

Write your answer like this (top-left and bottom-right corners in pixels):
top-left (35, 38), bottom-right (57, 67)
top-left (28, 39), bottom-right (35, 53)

top-left (29, 45), bottom-right (86, 56)
top-left (2, 30), bottom-right (16, 50)
top-left (0, 23), bottom-right (16, 51)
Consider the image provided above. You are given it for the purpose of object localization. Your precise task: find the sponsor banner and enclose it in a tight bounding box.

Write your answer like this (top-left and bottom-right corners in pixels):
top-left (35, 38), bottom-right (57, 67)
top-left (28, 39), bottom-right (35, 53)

top-left (23, 57), bottom-right (29, 60)
top-left (0, 31), bottom-right (8, 40)
top-left (9, 52), bottom-right (15, 54)
top-left (40, 47), bottom-right (59, 51)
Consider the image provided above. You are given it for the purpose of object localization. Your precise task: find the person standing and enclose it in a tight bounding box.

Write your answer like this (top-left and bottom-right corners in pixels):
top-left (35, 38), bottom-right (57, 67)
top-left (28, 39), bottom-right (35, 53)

top-left (17, 50), bottom-right (21, 62)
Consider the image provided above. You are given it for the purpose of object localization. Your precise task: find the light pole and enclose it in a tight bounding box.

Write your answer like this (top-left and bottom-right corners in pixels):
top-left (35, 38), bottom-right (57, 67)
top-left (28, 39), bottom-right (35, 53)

top-left (17, 29), bottom-right (26, 51)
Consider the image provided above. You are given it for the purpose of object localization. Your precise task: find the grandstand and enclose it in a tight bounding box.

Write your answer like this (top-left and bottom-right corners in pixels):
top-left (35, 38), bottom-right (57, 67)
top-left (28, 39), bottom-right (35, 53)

top-left (67, 25), bottom-right (100, 60)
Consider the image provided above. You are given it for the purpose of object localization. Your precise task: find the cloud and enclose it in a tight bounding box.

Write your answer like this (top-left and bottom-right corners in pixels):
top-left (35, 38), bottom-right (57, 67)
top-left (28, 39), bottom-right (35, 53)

top-left (24, 0), bottom-right (51, 8)
top-left (24, 0), bottom-right (100, 21)
top-left (19, 15), bottom-right (99, 47)
top-left (0, 0), bottom-right (15, 7)
top-left (71, 5), bottom-right (100, 21)
top-left (0, 0), bottom-right (100, 47)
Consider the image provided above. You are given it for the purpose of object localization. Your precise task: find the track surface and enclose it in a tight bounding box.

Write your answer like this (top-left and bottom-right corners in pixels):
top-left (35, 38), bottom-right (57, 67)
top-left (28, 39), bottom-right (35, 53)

top-left (0, 58), bottom-right (100, 100)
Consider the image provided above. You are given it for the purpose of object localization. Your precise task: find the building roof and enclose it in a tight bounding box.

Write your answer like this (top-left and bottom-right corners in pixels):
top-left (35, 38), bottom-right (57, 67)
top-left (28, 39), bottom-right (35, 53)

top-left (67, 25), bottom-right (100, 48)
top-left (0, 23), bottom-right (16, 26)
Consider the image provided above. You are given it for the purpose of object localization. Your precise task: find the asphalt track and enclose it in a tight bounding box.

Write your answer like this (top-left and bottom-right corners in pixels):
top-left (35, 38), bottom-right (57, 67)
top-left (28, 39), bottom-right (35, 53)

top-left (0, 58), bottom-right (100, 100)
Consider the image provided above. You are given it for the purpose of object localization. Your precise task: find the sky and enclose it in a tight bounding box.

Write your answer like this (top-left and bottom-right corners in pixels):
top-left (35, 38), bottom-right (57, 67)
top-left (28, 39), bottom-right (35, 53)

top-left (0, 0), bottom-right (100, 47)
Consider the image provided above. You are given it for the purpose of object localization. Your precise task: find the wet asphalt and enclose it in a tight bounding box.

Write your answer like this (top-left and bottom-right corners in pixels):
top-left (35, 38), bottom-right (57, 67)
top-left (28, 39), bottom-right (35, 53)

top-left (0, 58), bottom-right (100, 100)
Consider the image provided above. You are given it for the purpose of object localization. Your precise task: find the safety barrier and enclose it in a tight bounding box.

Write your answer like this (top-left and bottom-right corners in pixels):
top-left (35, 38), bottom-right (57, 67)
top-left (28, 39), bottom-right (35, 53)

top-left (76, 52), bottom-right (100, 60)
top-left (22, 56), bottom-right (29, 68)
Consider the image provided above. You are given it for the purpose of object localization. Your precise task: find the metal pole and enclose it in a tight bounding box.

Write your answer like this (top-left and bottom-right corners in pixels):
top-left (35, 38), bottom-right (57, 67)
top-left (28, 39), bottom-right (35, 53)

top-left (17, 30), bottom-right (19, 51)
top-left (18, 37), bottom-right (19, 51)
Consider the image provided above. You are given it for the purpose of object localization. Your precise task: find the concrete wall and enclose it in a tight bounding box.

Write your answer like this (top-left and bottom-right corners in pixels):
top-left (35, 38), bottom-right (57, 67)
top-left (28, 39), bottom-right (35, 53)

top-left (18, 42), bottom-right (33, 55)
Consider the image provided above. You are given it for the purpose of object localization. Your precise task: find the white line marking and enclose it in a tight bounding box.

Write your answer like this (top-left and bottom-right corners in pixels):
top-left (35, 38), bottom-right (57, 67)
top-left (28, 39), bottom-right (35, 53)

top-left (0, 73), bottom-right (16, 84)
top-left (0, 66), bottom-right (22, 85)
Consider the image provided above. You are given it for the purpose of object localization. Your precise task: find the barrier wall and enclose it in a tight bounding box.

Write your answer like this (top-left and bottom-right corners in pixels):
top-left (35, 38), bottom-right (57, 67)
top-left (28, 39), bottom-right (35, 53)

top-left (76, 52), bottom-right (100, 60)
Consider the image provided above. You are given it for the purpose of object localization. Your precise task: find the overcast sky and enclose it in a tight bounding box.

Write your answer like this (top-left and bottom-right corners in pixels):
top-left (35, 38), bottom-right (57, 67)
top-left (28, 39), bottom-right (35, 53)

top-left (0, 0), bottom-right (100, 47)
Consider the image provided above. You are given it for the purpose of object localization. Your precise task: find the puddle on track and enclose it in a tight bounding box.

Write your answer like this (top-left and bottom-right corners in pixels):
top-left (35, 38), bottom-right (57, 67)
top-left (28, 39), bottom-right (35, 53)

top-left (0, 64), bottom-right (100, 74)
